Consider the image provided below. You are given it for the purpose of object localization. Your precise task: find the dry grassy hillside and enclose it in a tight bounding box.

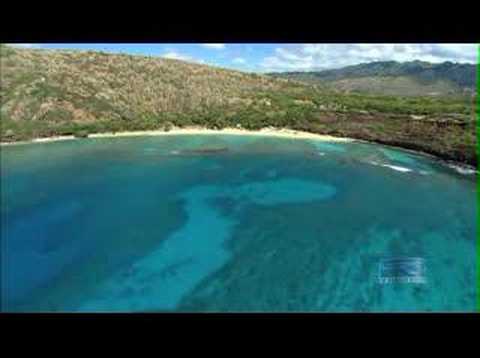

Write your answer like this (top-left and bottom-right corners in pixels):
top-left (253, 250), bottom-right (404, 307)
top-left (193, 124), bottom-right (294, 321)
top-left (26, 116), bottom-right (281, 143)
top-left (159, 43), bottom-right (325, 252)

top-left (1, 46), bottom-right (295, 123)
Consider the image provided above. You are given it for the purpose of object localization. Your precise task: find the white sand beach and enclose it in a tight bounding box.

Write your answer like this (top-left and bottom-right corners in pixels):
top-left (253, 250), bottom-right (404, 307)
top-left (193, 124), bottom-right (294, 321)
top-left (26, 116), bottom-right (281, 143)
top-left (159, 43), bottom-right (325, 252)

top-left (1, 127), bottom-right (354, 146)
top-left (0, 135), bottom-right (76, 146)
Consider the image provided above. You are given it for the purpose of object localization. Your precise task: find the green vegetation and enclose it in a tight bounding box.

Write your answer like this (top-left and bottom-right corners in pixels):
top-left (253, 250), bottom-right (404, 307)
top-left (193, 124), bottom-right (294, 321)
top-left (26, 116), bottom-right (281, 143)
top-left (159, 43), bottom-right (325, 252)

top-left (0, 46), bottom-right (477, 165)
top-left (73, 130), bottom-right (89, 138)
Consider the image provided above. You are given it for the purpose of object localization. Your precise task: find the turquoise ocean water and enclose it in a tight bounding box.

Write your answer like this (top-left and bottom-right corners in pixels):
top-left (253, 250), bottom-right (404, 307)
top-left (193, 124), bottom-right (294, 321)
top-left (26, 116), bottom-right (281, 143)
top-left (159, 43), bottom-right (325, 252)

top-left (0, 134), bottom-right (476, 312)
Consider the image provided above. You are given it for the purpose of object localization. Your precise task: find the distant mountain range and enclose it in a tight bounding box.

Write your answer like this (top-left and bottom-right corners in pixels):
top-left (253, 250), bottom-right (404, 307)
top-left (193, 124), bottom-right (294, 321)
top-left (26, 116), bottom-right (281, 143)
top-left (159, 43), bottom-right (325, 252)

top-left (269, 61), bottom-right (477, 97)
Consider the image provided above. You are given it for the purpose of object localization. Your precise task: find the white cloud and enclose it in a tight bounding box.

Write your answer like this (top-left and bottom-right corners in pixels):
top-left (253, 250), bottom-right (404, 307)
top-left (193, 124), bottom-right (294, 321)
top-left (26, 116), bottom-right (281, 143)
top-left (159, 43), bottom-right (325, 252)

top-left (201, 44), bottom-right (226, 50)
top-left (261, 44), bottom-right (478, 72)
top-left (161, 51), bottom-right (205, 64)
top-left (232, 57), bottom-right (246, 64)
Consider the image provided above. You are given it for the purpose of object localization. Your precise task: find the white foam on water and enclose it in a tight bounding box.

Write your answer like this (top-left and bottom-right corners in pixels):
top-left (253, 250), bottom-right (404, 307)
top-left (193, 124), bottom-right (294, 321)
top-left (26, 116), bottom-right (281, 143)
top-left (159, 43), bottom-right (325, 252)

top-left (447, 164), bottom-right (477, 175)
top-left (368, 161), bottom-right (413, 173)
top-left (381, 164), bottom-right (413, 173)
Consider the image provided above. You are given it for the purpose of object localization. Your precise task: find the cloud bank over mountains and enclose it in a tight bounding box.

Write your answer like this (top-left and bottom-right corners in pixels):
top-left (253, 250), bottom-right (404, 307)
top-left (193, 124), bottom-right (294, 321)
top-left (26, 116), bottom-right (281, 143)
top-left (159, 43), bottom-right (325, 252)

top-left (260, 44), bottom-right (478, 72)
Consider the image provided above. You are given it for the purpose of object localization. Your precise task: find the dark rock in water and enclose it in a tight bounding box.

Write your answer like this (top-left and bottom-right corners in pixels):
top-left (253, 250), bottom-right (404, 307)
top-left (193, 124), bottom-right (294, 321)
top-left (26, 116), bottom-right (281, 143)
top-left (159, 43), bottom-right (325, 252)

top-left (181, 147), bottom-right (229, 155)
top-left (304, 150), bottom-right (317, 157)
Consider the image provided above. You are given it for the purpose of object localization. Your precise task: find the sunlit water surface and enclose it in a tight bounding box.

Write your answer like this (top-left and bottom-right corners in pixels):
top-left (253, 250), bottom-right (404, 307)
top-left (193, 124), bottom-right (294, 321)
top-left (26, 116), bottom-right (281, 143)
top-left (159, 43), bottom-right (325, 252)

top-left (0, 135), bottom-right (476, 312)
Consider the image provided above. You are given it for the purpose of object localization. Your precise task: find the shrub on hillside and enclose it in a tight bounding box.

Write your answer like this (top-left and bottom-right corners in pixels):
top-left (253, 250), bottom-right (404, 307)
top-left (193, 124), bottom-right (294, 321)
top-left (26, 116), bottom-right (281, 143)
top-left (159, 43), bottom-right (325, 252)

top-left (74, 130), bottom-right (89, 138)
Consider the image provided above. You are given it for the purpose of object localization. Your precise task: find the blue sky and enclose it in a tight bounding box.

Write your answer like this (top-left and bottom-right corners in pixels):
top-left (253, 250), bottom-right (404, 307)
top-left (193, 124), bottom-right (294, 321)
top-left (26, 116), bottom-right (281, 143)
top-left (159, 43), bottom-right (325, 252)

top-left (11, 43), bottom-right (478, 72)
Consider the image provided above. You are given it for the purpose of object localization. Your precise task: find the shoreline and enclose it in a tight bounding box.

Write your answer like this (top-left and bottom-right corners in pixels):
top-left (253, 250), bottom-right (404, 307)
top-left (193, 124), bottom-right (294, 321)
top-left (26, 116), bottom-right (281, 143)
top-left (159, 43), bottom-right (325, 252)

top-left (0, 127), bottom-right (354, 146)
top-left (1, 135), bottom-right (76, 146)
top-left (0, 127), bottom-right (476, 173)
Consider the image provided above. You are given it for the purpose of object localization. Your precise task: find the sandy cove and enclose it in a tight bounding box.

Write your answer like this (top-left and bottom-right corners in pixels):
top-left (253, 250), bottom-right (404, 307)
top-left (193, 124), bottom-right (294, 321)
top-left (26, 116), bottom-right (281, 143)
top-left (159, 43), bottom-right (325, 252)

top-left (0, 127), bottom-right (354, 146)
